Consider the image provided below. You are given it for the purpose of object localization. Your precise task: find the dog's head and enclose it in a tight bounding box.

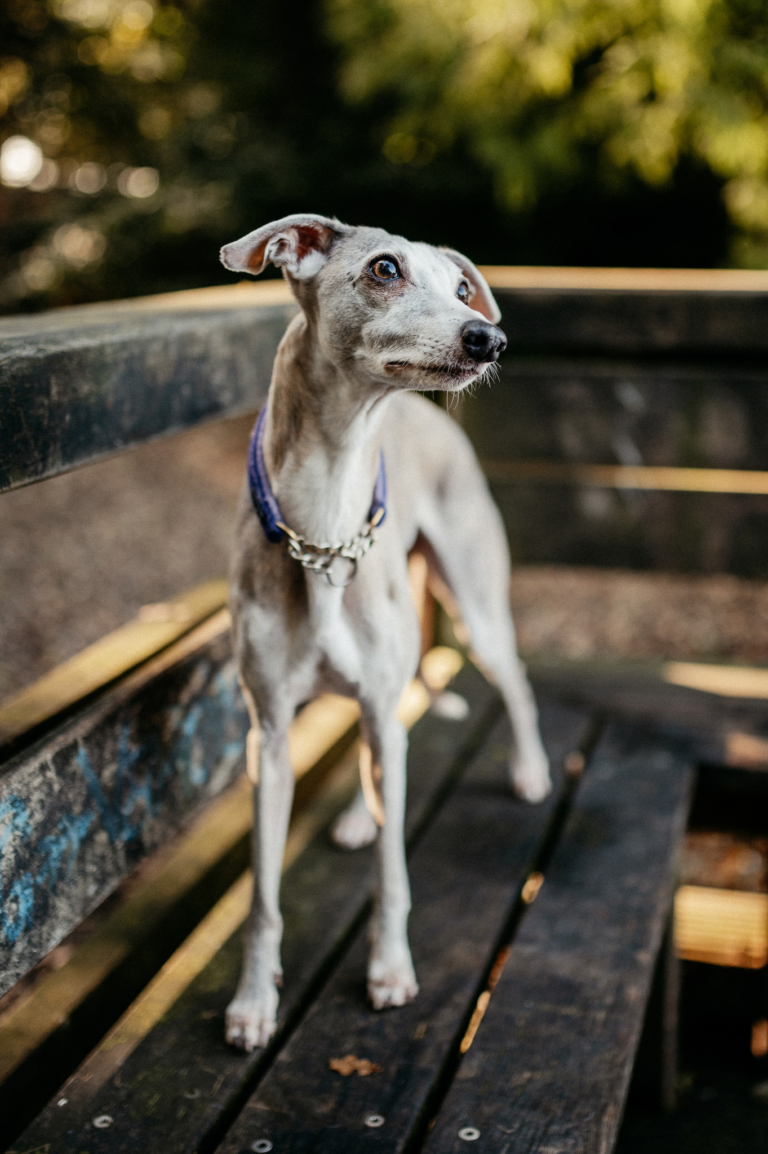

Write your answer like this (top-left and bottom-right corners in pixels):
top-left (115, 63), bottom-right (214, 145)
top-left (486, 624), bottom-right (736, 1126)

top-left (220, 214), bottom-right (506, 392)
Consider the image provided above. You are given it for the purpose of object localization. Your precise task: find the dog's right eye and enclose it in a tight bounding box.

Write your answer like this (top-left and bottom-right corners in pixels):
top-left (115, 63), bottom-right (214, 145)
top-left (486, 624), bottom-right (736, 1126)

top-left (370, 257), bottom-right (400, 281)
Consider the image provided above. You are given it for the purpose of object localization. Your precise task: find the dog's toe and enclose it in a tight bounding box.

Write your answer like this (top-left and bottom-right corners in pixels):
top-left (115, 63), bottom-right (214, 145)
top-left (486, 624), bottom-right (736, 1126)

top-left (331, 805), bottom-right (377, 850)
top-left (511, 765), bottom-right (553, 804)
top-left (225, 997), bottom-right (277, 1052)
top-left (368, 975), bottom-right (419, 1010)
top-left (367, 958), bottom-right (418, 1010)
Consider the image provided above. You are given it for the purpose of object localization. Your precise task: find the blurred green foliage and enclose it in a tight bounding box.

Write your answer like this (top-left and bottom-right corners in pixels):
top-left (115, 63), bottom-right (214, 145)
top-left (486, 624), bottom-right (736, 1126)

top-left (329, 0), bottom-right (768, 267)
top-left (0, 0), bottom-right (766, 312)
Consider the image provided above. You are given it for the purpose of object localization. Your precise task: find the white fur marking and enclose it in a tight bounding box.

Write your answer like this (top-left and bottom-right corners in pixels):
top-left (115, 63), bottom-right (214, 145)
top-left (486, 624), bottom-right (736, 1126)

top-left (358, 741), bottom-right (385, 827)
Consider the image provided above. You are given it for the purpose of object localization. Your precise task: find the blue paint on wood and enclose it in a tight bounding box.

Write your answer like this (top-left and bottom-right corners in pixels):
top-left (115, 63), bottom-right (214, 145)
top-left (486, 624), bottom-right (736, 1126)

top-left (0, 796), bottom-right (32, 851)
top-left (2, 872), bottom-right (34, 945)
top-left (38, 812), bottom-right (96, 886)
top-left (0, 632), bottom-right (249, 994)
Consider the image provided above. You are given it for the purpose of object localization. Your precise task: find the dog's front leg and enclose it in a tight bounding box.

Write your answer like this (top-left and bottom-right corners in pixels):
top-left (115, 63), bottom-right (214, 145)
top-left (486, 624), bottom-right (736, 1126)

top-left (226, 725), bottom-right (294, 1051)
top-left (366, 713), bottom-right (419, 1010)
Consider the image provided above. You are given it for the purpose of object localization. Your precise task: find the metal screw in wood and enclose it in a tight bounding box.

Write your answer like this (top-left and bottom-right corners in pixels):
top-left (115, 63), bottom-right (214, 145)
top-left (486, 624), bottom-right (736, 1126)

top-left (458, 1126), bottom-right (481, 1141)
top-left (251, 1141), bottom-right (273, 1152)
top-left (365, 1114), bottom-right (385, 1128)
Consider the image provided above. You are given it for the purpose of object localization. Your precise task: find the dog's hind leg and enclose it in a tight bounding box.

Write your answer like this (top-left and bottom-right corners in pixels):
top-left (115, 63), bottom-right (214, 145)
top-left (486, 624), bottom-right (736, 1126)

top-left (330, 776), bottom-right (378, 849)
top-left (421, 494), bottom-right (551, 804)
top-left (469, 615), bottom-right (551, 803)
top-left (225, 713), bottom-right (295, 1051)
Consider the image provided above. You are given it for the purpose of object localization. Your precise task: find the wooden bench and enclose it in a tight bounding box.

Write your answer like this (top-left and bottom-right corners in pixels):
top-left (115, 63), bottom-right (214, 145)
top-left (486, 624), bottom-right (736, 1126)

top-left (5, 268), bottom-right (768, 1153)
top-left (6, 675), bottom-right (693, 1154)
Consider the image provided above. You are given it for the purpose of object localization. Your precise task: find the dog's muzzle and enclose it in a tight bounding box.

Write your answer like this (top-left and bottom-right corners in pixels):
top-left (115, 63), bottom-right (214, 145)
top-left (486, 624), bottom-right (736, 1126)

top-left (461, 320), bottom-right (507, 363)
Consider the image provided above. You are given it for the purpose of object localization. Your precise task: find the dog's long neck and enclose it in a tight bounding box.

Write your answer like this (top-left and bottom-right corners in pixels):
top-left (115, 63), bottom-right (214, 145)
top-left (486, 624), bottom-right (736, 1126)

top-left (264, 312), bottom-right (390, 543)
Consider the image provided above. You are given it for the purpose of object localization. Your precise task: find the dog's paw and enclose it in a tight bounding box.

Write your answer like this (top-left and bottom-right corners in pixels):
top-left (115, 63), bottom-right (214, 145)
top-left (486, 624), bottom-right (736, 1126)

top-left (225, 991), bottom-right (278, 1052)
top-left (330, 804), bottom-right (377, 850)
top-left (367, 955), bottom-right (419, 1010)
top-left (511, 757), bottom-right (552, 804)
top-left (429, 690), bottom-right (470, 721)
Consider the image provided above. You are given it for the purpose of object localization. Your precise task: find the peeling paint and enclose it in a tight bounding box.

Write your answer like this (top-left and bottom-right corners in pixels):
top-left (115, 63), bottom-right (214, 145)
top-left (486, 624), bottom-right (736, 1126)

top-left (0, 631), bottom-right (248, 995)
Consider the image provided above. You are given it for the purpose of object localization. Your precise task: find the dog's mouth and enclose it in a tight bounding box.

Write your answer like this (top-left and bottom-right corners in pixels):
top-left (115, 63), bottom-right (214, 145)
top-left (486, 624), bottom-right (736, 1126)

top-left (384, 360), bottom-right (481, 380)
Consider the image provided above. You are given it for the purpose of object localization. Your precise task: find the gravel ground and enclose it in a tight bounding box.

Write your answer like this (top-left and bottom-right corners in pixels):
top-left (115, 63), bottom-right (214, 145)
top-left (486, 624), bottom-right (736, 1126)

top-left (511, 565), bottom-right (768, 666)
top-left (0, 414), bottom-right (251, 705)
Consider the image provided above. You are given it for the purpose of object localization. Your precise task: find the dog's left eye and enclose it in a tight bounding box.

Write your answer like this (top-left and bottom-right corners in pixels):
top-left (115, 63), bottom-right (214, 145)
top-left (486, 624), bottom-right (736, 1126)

top-left (457, 281), bottom-right (470, 304)
top-left (370, 257), bottom-right (400, 280)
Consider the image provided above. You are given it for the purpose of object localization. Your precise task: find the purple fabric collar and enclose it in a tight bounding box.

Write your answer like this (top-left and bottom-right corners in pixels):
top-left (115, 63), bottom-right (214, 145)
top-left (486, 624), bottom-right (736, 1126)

top-left (247, 406), bottom-right (387, 545)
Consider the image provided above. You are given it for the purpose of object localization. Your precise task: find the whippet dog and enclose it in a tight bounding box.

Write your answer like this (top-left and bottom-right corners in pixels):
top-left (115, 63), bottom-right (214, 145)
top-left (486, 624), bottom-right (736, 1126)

top-left (220, 214), bottom-right (551, 1051)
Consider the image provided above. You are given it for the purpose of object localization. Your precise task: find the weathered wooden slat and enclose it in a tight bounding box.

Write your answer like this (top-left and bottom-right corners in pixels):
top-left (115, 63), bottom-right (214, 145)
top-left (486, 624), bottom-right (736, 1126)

top-left (528, 659), bottom-right (768, 770)
top-left (12, 664), bottom-right (504, 1154)
top-left (0, 774), bottom-right (251, 1082)
top-left (675, 884), bottom-right (768, 969)
top-left (0, 282), bottom-right (297, 493)
top-left (491, 285), bottom-right (768, 356)
top-left (214, 699), bottom-right (590, 1154)
top-left (423, 720), bottom-right (694, 1154)
top-left (494, 480), bottom-right (768, 576)
top-left (483, 462), bottom-right (768, 577)
top-left (463, 359), bottom-right (768, 474)
top-left (0, 611), bottom-right (248, 996)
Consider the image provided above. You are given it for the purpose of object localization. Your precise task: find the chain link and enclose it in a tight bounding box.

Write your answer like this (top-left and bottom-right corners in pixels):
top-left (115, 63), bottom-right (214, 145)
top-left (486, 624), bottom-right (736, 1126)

top-left (276, 507), bottom-right (384, 587)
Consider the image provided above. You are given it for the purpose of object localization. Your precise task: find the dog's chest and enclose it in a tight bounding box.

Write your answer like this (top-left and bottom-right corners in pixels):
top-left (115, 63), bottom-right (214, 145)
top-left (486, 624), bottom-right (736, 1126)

top-left (309, 595), bottom-right (361, 688)
top-left (302, 564), bottom-right (415, 698)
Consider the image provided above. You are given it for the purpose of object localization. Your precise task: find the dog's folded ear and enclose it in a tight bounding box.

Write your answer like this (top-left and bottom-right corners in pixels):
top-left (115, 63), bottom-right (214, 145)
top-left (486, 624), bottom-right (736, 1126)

top-left (220, 214), bottom-right (348, 280)
top-left (438, 248), bottom-right (501, 324)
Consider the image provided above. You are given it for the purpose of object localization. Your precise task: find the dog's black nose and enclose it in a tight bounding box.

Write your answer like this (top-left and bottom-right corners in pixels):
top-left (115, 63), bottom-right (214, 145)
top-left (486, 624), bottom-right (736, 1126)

top-left (461, 320), bottom-right (507, 363)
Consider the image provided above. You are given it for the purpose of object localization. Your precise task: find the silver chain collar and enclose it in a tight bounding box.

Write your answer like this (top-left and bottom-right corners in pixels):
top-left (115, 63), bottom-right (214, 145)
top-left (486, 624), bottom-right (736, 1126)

top-left (276, 506), bottom-right (385, 587)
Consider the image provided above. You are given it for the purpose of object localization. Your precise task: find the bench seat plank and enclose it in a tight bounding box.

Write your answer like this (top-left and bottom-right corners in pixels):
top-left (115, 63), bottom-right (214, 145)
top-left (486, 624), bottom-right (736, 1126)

top-left (12, 664), bottom-right (503, 1154)
top-left (423, 720), bottom-right (694, 1154)
top-left (216, 699), bottom-right (590, 1154)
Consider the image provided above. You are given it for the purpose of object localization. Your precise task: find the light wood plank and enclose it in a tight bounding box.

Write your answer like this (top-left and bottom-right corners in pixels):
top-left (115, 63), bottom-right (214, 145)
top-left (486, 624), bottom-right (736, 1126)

top-left (675, 885), bottom-right (768, 969)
